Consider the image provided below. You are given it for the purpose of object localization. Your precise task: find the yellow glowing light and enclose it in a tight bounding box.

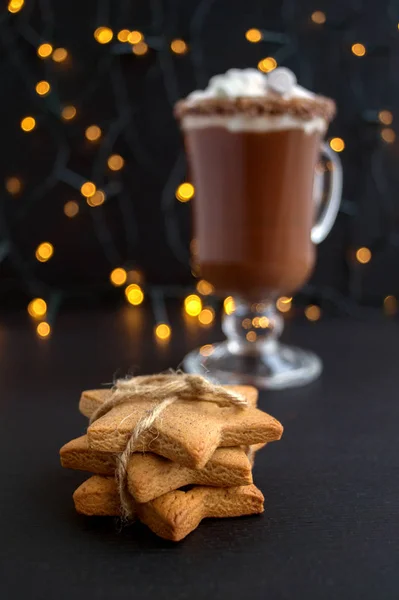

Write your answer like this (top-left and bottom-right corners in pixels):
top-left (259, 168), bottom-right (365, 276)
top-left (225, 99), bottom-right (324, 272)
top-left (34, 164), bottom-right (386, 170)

top-left (8, 0), bottom-right (24, 13)
top-left (378, 110), bottom-right (393, 125)
top-left (246, 331), bottom-right (257, 342)
top-left (94, 27), bottom-right (113, 44)
top-left (85, 125), bottom-right (102, 141)
top-left (305, 305), bottom-right (321, 321)
top-left (276, 296), bottom-right (292, 313)
top-left (352, 43), bottom-right (366, 57)
top-left (80, 182), bottom-right (96, 197)
top-left (35, 80), bottom-right (50, 96)
top-left (107, 154), bottom-right (124, 171)
top-left (198, 307), bottom-right (215, 325)
top-left (176, 182), bottom-right (195, 202)
top-left (37, 321), bottom-right (51, 338)
top-left (196, 279), bottom-right (214, 295)
top-left (20, 116), bottom-right (36, 132)
top-left (87, 190), bottom-right (105, 207)
top-left (155, 323), bottom-right (171, 341)
top-left (245, 28), bottom-right (262, 42)
top-left (171, 39), bottom-right (188, 54)
top-left (224, 296), bottom-right (236, 315)
top-left (259, 316), bottom-right (269, 328)
top-left (132, 42), bottom-right (148, 55)
top-left (110, 267), bottom-right (127, 286)
top-left (5, 177), bottom-right (22, 195)
top-left (200, 344), bottom-right (214, 357)
top-left (258, 57), bottom-right (277, 73)
top-left (52, 48), bottom-right (68, 62)
top-left (125, 283), bottom-right (144, 305)
top-left (128, 31), bottom-right (143, 44)
top-left (329, 137), bottom-right (345, 152)
top-left (37, 43), bottom-right (53, 58)
top-left (61, 105), bottom-right (77, 121)
top-left (64, 200), bottom-right (79, 218)
top-left (384, 295), bottom-right (397, 316)
top-left (35, 242), bottom-right (54, 262)
top-left (184, 294), bottom-right (202, 317)
top-left (252, 317), bottom-right (260, 328)
top-left (381, 128), bottom-right (396, 143)
top-left (118, 29), bottom-right (130, 42)
top-left (356, 247), bottom-right (372, 264)
top-left (311, 11), bottom-right (326, 24)
top-left (28, 298), bottom-right (47, 318)
top-left (242, 318), bottom-right (252, 329)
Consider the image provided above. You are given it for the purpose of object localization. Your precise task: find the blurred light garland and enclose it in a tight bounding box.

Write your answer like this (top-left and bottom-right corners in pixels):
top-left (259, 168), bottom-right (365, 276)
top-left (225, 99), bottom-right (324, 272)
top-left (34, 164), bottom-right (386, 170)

top-left (3, 0), bottom-right (399, 339)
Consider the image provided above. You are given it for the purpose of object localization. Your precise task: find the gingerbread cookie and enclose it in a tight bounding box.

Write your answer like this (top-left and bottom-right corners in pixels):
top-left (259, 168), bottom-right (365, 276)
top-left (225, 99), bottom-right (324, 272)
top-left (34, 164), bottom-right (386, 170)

top-left (73, 475), bottom-right (264, 541)
top-left (84, 387), bottom-right (282, 468)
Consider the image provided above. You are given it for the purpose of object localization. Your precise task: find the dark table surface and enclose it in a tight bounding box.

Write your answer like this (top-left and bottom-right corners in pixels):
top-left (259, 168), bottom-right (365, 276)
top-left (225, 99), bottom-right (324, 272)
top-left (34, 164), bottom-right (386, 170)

top-left (1, 305), bottom-right (399, 600)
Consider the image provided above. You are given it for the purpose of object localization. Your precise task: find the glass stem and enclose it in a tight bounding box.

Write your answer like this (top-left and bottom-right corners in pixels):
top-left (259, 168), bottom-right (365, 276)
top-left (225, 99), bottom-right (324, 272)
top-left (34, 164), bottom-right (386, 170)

top-left (222, 297), bottom-right (283, 354)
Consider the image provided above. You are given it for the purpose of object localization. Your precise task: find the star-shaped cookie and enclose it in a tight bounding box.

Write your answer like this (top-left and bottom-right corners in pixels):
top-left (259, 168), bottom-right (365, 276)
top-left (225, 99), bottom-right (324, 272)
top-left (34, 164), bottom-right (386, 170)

top-left (83, 385), bottom-right (283, 468)
top-left (73, 475), bottom-right (264, 541)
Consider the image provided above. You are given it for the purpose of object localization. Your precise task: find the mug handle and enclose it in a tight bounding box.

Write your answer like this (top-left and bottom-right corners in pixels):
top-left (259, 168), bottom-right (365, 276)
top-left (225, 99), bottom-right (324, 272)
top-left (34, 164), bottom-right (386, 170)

top-left (311, 142), bottom-right (343, 244)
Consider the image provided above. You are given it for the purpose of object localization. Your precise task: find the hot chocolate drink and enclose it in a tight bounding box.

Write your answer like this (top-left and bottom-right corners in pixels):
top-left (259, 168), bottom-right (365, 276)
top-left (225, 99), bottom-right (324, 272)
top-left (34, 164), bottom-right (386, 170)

top-left (175, 68), bottom-right (336, 299)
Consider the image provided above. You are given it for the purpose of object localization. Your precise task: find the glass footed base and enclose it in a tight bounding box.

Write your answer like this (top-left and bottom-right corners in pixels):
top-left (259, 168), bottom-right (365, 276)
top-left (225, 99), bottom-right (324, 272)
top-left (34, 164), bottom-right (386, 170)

top-left (182, 340), bottom-right (322, 390)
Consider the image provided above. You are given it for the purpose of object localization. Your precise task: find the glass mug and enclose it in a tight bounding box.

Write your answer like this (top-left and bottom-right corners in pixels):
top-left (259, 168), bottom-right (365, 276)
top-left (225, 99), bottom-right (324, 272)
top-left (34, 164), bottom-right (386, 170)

top-left (181, 121), bottom-right (342, 389)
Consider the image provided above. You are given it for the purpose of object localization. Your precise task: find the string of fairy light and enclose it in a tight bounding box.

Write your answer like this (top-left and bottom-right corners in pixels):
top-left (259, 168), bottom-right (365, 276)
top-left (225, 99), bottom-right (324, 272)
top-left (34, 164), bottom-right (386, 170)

top-left (4, 0), bottom-right (399, 343)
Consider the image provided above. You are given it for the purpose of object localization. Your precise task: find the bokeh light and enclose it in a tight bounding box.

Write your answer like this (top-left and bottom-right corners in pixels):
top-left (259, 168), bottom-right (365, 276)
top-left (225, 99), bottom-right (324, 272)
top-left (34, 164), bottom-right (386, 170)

top-left (28, 298), bottom-right (47, 318)
top-left (85, 125), bottom-right (102, 141)
top-left (200, 344), bottom-right (214, 356)
top-left (384, 295), bottom-right (397, 316)
top-left (94, 27), bottom-right (113, 44)
top-left (35, 242), bottom-right (54, 262)
top-left (351, 43), bottom-right (366, 57)
top-left (378, 110), bottom-right (393, 125)
top-left (356, 247), bottom-right (372, 264)
top-left (110, 268), bottom-right (127, 286)
top-left (127, 31), bottom-right (143, 44)
top-left (381, 128), bottom-right (396, 143)
top-left (329, 137), bottom-right (345, 152)
top-left (224, 296), bottom-right (236, 315)
top-left (246, 331), bottom-right (257, 342)
top-left (258, 57), bottom-right (277, 73)
top-left (170, 39), bottom-right (188, 54)
top-left (37, 322), bottom-right (51, 338)
top-left (198, 307), bottom-right (215, 325)
top-left (87, 190), bottom-right (105, 207)
top-left (311, 11), bottom-right (326, 24)
top-left (108, 154), bottom-right (124, 171)
top-left (176, 182), bottom-right (195, 202)
top-left (35, 81), bottom-right (50, 96)
top-left (125, 284), bottom-right (144, 305)
top-left (118, 29), bottom-right (130, 42)
top-left (80, 182), bottom-right (96, 197)
top-left (8, 0), bottom-right (24, 13)
top-left (5, 177), bottom-right (22, 195)
top-left (61, 105), bottom-right (77, 121)
top-left (184, 294), bottom-right (202, 316)
top-left (196, 280), bottom-right (214, 295)
top-left (132, 42), bottom-right (148, 55)
top-left (276, 296), bottom-right (292, 312)
top-left (64, 200), bottom-right (79, 218)
top-left (305, 305), bottom-right (321, 321)
top-left (37, 43), bottom-right (53, 58)
top-left (20, 116), bottom-right (36, 132)
top-left (52, 48), bottom-right (68, 62)
top-left (245, 28), bottom-right (262, 42)
top-left (155, 323), bottom-right (171, 341)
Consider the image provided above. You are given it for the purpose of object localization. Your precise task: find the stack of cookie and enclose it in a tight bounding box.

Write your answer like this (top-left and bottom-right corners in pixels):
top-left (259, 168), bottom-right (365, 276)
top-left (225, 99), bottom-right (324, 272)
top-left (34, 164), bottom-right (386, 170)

top-left (60, 384), bottom-right (283, 541)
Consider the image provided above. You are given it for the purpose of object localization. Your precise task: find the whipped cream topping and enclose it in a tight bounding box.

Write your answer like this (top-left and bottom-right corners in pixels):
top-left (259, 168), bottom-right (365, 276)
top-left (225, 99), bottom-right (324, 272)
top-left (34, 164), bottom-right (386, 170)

top-left (187, 67), bottom-right (315, 103)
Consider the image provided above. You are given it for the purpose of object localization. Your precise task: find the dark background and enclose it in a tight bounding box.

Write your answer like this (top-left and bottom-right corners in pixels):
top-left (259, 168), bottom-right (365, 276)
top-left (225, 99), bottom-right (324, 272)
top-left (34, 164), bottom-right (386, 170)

top-left (2, 0), bottom-right (399, 320)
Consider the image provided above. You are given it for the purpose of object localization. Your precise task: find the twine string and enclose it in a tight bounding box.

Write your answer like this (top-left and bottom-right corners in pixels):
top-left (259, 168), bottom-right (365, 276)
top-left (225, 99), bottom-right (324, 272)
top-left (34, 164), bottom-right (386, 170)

top-left (89, 372), bottom-right (248, 519)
